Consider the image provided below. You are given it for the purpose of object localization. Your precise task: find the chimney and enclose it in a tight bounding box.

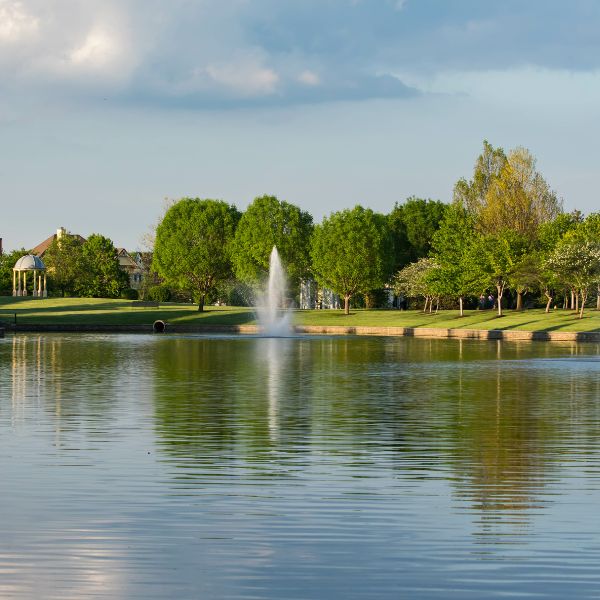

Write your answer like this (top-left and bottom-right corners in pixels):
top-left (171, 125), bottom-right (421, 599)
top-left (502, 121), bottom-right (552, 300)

top-left (0, 238), bottom-right (2, 256)
top-left (57, 227), bottom-right (66, 239)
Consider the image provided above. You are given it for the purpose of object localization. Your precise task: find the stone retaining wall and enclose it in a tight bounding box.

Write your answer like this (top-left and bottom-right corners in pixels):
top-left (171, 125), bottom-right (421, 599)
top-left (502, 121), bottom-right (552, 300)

top-left (4, 323), bottom-right (600, 342)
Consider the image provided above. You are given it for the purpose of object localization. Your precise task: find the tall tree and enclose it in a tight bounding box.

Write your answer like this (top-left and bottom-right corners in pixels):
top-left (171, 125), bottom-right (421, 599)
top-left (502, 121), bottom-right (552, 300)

top-left (429, 206), bottom-right (487, 316)
top-left (454, 140), bottom-right (507, 216)
top-left (231, 195), bottom-right (313, 290)
top-left (481, 147), bottom-right (562, 238)
top-left (311, 206), bottom-right (393, 314)
top-left (153, 198), bottom-right (240, 311)
top-left (455, 142), bottom-right (561, 242)
top-left (388, 197), bottom-right (448, 271)
top-left (77, 234), bottom-right (128, 298)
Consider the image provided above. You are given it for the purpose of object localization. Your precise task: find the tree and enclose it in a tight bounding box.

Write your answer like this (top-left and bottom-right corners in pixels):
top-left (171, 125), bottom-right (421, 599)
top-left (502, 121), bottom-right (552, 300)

top-left (478, 231), bottom-right (528, 317)
top-left (0, 249), bottom-right (27, 295)
top-left (43, 234), bottom-right (85, 297)
top-left (388, 197), bottom-right (448, 271)
top-left (429, 206), bottom-right (487, 316)
top-left (231, 195), bottom-right (313, 291)
top-left (76, 234), bottom-right (129, 298)
top-left (481, 147), bottom-right (562, 238)
top-left (455, 142), bottom-right (561, 243)
top-left (311, 206), bottom-right (393, 314)
top-left (153, 198), bottom-right (240, 311)
top-left (546, 239), bottom-right (600, 319)
top-left (393, 257), bottom-right (436, 312)
top-left (454, 140), bottom-right (507, 216)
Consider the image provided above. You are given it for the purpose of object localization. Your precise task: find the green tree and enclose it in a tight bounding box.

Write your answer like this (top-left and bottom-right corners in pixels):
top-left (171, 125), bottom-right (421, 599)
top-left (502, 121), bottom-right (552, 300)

top-left (0, 249), bottom-right (27, 295)
top-left (388, 197), bottom-right (448, 271)
top-left (153, 198), bottom-right (240, 311)
top-left (453, 140), bottom-right (507, 216)
top-left (311, 206), bottom-right (393, 314)
top-left (43, 234), bottom-right (85, 297)
top-left (478, 231), bottom-right (528, 317)
top-left (455, 142), bottom-right (561, 243)
top-left (77, 234), bottom-right (128, 298)
top-left (482, 147), bottom-right (562, 238)
top-left (231, 195), bottom-right (313, 290)
top-left (429, 206), bottom-right (487, 316)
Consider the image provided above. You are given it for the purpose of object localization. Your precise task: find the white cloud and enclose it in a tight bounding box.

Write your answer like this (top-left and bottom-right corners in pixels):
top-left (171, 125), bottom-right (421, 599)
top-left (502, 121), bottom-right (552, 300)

top-left (205, 59), bottom-right (279, 96)
top-left (0, 0), bottom-right (38, 42)
top-left (298, 70), bottom-right (320, 86)
top-left (70, 28), bottom-right (120, 68)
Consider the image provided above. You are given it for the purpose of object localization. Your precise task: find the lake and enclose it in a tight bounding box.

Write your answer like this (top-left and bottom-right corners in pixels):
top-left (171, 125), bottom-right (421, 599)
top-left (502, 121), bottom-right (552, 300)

top-left (1, 333), bottom-right (600, 599)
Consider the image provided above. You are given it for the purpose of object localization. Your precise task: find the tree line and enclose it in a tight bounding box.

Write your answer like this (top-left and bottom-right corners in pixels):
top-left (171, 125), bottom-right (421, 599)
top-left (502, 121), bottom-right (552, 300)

top-left (0, 234), bottom-right (129, 298)
top-left (151, 141), bottom-right (600, 317)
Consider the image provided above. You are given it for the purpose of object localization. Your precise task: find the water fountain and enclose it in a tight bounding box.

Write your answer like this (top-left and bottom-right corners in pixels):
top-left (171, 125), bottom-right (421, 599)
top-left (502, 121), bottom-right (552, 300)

top-left (256, 247), bottom-right (293, 336)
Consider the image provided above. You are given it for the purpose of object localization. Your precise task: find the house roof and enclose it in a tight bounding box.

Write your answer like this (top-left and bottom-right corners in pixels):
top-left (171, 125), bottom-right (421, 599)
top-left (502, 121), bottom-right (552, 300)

top-left (32, 233), bottom-right (86, 257)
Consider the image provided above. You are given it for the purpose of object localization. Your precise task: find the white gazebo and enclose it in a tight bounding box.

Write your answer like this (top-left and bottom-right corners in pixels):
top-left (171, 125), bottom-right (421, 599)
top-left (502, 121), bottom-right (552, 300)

top-left (13, 255), bottom-right (47, 297)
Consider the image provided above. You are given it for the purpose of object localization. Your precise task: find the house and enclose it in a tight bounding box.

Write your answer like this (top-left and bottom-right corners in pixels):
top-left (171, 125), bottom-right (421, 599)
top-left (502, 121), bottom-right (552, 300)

top-left (116, 248), bottom-right (144, 290)
top-left (32, 227), bottom-right (144, 290)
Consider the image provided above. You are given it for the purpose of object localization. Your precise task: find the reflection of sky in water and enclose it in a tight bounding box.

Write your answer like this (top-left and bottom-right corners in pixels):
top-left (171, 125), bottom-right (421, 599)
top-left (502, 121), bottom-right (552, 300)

top-left (1, 334), bottom-right (600, 598)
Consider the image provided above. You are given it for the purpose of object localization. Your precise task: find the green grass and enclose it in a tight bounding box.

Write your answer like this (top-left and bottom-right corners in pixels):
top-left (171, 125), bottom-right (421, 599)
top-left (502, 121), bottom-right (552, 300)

top-left (1, 296), bottom-right (599, 332)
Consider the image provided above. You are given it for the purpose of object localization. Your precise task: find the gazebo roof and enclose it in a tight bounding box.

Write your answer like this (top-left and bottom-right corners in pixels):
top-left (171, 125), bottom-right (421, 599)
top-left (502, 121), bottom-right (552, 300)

top-left (14, 254), bottom-right (46, 271)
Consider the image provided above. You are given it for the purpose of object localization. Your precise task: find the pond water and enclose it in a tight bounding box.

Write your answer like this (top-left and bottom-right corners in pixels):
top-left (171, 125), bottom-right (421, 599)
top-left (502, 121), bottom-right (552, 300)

top-left (1, 333), bottom-right (600, 599)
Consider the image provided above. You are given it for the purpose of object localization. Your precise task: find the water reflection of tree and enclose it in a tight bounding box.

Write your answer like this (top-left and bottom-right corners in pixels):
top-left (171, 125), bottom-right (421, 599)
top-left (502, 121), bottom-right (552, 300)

top-left (152, 335), bottom-right (600, 534)
top-left (152, 338), bottom-right (317, 471)
top-left (8, 334), bottom-right (137, 442)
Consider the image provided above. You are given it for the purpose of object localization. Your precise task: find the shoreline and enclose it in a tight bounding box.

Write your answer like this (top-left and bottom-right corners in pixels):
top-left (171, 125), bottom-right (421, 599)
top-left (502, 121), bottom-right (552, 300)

top-left (3, 323), bottom-right (600, 342)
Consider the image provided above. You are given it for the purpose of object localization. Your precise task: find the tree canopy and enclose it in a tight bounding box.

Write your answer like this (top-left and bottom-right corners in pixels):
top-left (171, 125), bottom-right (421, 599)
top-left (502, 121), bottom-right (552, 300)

top-left (231, 195), bottom-right (313, 290)
top-left (311, 206), bottom-right (393, 314)
top-left (153, 198), bottom-right (240, 311)
top-left (388, 196), bottom-right (448, 271)
top-left (76, 234), bottom-right (128, 298)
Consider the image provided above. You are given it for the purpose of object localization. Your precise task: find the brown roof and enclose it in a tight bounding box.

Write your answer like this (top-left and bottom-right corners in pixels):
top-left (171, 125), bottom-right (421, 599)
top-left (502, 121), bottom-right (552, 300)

top-left (32, 233), bottom-right (86, 257)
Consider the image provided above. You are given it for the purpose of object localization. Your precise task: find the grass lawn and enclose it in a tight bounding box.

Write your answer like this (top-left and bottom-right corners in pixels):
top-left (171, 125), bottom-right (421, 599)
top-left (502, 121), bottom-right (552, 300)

top-left (1, 296), bottom-right (599, 332)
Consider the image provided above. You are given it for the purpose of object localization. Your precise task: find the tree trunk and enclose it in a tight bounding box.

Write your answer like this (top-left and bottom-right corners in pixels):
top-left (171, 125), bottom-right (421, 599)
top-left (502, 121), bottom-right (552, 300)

top-left (579, 290), bottom-right (588, 319)
top-left (516, 291), bottom-right (523, 311)
top-left (435, 297), bottom-right (439, 314)
top-left (544, 292), bottom-right (553, 313)
top-left (575, 292), bottom-right (579, 313)
top-left (571, 289), bottom-right (575, 310)
top-left (344, 295), bottom-right (350, 315)
top-left (423, 296), bottom-right (429, 313)
top-left (496, 285), bottom-right (503, 317)
top-left (198, 294), bottom-right (205, 312)
top-left (597, 285), bottom-right (600, 310)
top-left (459, 296), bottom-right (464, 317)
top-left (563, 294), bottom-right (568, 309)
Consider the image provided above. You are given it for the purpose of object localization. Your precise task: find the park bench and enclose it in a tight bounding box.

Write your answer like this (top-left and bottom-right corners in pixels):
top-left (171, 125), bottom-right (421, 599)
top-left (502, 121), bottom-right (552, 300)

top-left (131, 301), bottom-right (159, 308)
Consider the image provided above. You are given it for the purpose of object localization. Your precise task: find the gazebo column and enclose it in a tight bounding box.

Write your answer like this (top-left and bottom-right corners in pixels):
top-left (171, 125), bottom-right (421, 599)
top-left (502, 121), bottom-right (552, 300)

top-left (43, 273), bottom-right (47, 297)
top-left (12, 270), bottom-right (16, 296)
top-left (17, 271), bottom-right (22, 296)
top-left (33, 269), bottom-right (37, 297)
top-left (23, 272), bottom-right (27, 296)
top-left (39, 275), bottom-right (42, 298)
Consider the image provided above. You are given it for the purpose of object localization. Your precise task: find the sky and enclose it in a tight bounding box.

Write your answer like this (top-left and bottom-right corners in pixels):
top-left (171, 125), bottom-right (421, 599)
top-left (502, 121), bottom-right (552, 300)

top-left (1, 0), bottom-right (600, 251)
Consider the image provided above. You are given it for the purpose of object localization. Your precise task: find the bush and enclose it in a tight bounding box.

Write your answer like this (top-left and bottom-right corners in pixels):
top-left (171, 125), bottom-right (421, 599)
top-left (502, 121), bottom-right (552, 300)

top-left (121, 288), bottom-right (139, 300)
top-left (148, 284), bottom-right (172, 303)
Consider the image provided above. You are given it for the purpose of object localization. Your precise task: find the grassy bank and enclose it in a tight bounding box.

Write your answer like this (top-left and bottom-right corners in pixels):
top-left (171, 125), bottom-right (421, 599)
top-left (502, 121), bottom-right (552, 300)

top-left (1, 296), bottom-right (599, 332)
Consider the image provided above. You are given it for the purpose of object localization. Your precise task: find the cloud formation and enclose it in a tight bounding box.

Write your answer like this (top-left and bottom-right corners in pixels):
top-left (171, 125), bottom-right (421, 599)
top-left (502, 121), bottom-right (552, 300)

top-left (2, 0), bottom-right (600, 109)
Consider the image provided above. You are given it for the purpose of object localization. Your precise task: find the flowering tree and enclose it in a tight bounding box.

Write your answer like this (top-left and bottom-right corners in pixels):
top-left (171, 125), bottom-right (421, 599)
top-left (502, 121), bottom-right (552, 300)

top-left (546, 241), bottom-right (600, 319)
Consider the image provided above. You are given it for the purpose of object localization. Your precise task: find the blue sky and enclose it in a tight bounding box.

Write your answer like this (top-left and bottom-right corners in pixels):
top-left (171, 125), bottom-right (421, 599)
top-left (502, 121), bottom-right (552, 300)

top-left (1, 0), bottom-right (600, 251)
